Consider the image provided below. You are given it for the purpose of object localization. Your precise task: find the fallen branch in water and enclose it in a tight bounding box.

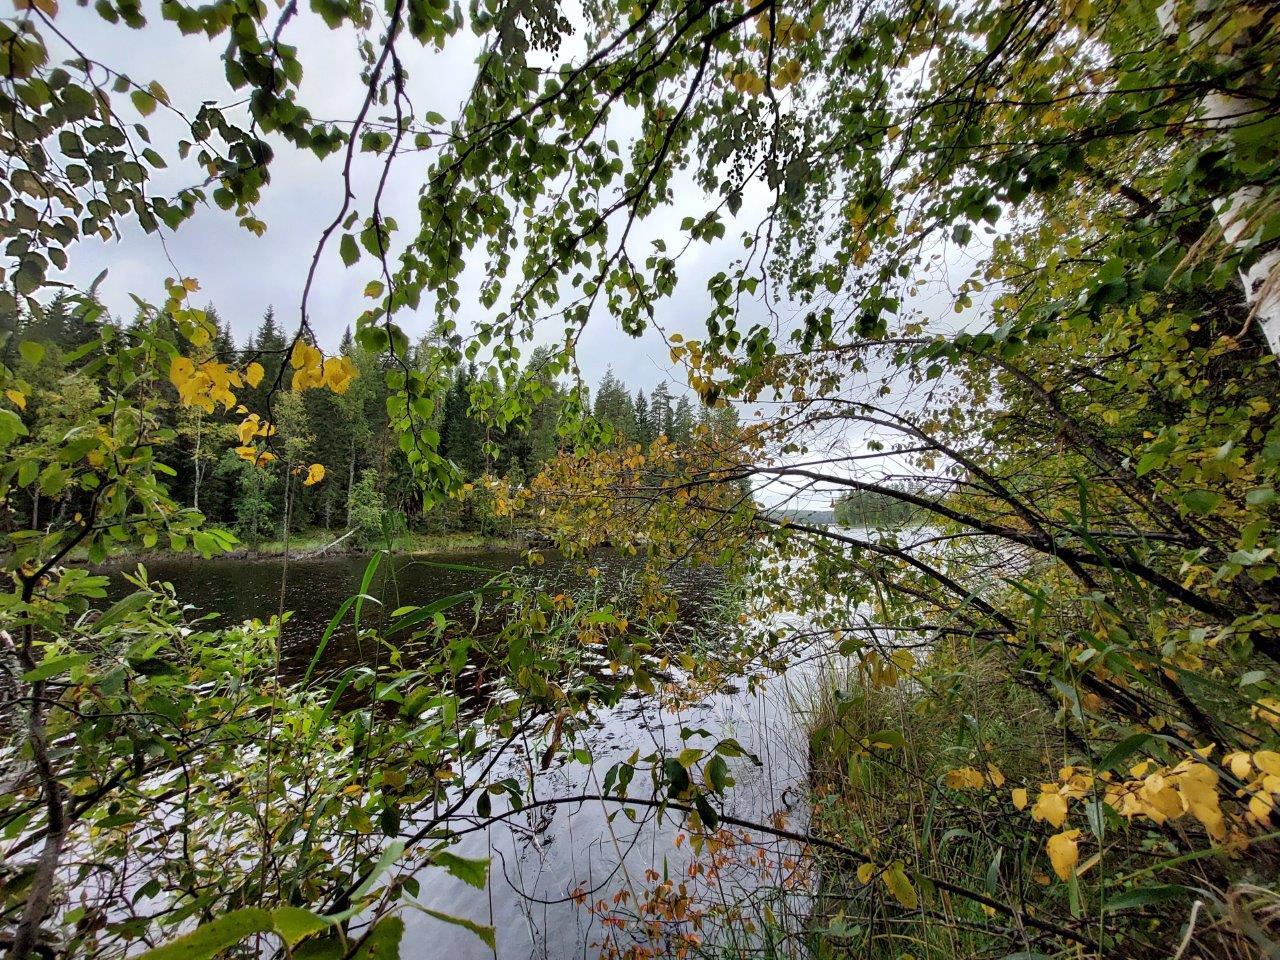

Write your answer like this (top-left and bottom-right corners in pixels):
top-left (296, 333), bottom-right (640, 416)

top-left (298, 528), bottom-right (359, 559)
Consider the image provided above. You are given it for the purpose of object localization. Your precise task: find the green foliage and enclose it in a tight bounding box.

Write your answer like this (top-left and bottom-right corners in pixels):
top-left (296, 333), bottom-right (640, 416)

top-left (4, 0), bottom-right (1280, 956)
top-left (832, 484), bottom-right (925, 530)
top-left (346, 468), bottom-right (403, 548)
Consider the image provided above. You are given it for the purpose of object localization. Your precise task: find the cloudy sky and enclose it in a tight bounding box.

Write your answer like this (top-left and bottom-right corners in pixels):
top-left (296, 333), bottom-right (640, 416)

top-left (46, 0), bottom-right (779, 398)
top-left (39, 1), bottom-right (993, 509)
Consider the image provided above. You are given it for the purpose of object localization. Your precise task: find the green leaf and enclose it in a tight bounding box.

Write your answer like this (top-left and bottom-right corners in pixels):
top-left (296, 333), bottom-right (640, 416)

top-left (884, 862), bottom-right (918, 908)
top-left (1097, 733), bottom-right (1155, 773)
top-left (431, 849), bottom-right (488, 890)
top-left (867, 729), bottom-right (906, 750)
top-left (419, 908), bottom-right (495, 949)
top-left (1247, 486), bottom-right (1277, 507)
top-left (23, 653), bottom-right (93, 683)
top-left (136, 908), bottom-right (273, 960)
top-left (271, 906), bottom-right (331, 947)
top-left (1104, 884), bottom-right (1193, 912)
top-left (694, 792), bottom-right (720, 830)
top-left (352, 916), bottom-right (404, 960)
top-left (1181, 489), bottom-right (1221, 515)
top-left (1135, 451), bottom-right (1164, 477)
top-left (0, 409), bottom-right (29, 447)
top-left (340, 233), bottom-right (360, 266)
top-left (96, 590), bottom-right (151, 630)
top-left (19, 341), bottom-right (45, 364)
top-left (705, 754), bottom-right (729, 793)
top-left (340, 839), bottom-right (405, 913)
top-left (131, 89), bottom-right (157, 116)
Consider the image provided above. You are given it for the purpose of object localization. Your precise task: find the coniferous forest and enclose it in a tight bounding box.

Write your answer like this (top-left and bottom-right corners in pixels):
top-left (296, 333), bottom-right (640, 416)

top-left (10, 295), bottom-right (739, 550)
top-left (3, 1), bottom-right (1280, 959)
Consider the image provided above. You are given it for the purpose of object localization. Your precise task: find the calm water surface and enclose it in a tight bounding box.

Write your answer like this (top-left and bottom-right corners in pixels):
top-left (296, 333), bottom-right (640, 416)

top-left (103, 551), bottom-right (813, 960)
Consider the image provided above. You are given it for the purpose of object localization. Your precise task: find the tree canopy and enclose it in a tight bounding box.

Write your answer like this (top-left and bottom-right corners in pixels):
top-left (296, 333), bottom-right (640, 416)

top-left (2, 0), bottom-right (1280, 957)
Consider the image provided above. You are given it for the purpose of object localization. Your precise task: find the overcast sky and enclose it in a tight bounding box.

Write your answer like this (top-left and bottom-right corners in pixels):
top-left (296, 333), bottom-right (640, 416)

top-left (41, 2), bottom-right (994, 510)
top-left (46, 2), bottom-right (778, 399)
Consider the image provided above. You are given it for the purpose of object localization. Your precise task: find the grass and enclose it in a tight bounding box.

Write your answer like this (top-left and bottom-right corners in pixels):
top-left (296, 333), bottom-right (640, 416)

top-left (80, 527), bottom-right (524, 563)
top-left (795, 638), bottom-right (1062, 960)
top-left (246, 527), bottom-right (523, 557)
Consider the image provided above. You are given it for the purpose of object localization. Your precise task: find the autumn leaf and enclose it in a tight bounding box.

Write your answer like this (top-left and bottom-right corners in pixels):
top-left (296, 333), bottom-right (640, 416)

top-left (170, 357), bottom-right (195, 389)
top-left (1031, 789), bottom-right (1068, 828)
top-left (1046, 830), bottom-right (1080, 881)
top-left (944, 767), bottom-right (986, 790)
top-left (303, 463), bottom-right (326, 486)
top-left (883, 861), bottom-right (917, 908)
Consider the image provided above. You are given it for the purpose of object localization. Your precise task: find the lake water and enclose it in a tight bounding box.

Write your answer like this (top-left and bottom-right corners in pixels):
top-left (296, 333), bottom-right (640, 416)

top-left (102, 550), bottom-right (815, 959)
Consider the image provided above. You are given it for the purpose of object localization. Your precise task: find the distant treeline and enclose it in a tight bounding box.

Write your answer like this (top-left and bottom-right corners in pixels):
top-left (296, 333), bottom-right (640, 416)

top-left (8, 296), bottom-right (740, 547)
top-left (832, 484), bottom-right (925, 529)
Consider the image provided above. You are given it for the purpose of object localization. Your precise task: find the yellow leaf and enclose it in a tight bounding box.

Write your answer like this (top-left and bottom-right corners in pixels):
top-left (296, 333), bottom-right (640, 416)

top-left (883, 862), bottom-right (917, 908)
top-left (1249, 791), bottom-right (1274, 821)
top-left (1012, 788), bottom-right (1028, 810)
top-left (244, 361), bottom-right (264, 388)
top-left (323, 356), bottom-right (355, 394)
top-left (1046, 830), bottom-right (1080, 881)
top-left (1031, 789), bottom-right (1068, 828)
top-left (237, 417), bottom-right (259, 445)
top-left (1252, 699), bottom-right (1280, 728)
top-left (235, 446), bottom-right (275, 466)
top-left (1254, 751), bottom-right (1280, 777)
top-left (17, 0), bottom-right (58, 17)
top-left (291, 340), bottom-right (322, 372)
top-left (169, 356), bottom-right (195, 388)
top-left (856, 862), bottom-right (876, 885)
top-left (303, 463), bottom-right (326, 486)
top-left (1176, 763), bottom-right (1225, 840)
top-left (5, 389), bottom-right (26, 410)
top-left (986, 764), bottom-right (1006, 788)
top-left (944, 767), bottom-right (985, 790)
top-left (1226, 752), bottom-right (1253, 779)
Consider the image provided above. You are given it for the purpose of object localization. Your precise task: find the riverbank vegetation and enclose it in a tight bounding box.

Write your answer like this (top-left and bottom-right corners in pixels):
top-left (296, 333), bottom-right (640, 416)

top-left (3, 0), bottom-right (1280, 958)
top-left (831, 485), bottom-right (925, 530)
top-left (8, 304), bottom-right (731, 552)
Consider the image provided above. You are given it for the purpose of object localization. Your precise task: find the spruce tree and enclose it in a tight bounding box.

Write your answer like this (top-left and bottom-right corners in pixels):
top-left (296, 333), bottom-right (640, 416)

top-left (670, 396), bottom-right (694, 445)
top-left (634, 389), bottom-right (653, 447)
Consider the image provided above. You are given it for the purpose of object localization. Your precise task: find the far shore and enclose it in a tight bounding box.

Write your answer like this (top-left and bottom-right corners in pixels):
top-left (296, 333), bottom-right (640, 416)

top-left (83, 529), bottom-right (530, 566)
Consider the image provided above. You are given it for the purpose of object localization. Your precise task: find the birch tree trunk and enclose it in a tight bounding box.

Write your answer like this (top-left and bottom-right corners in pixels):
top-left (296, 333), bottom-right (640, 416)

top-left (1160, 1), bottom-right (1280, 353)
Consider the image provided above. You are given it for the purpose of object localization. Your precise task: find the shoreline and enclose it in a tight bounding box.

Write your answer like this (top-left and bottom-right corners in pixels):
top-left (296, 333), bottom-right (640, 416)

top-left (85, 530), bottom-right (529, 567)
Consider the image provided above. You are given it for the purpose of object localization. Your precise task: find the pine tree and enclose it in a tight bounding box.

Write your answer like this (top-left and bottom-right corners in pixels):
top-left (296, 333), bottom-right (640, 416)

top-left (649, 382), bottom-right (673, 439)
top-left (593, 368), bottom-right (638, 442)
top-left (670, 395), bottom-right (694, 445)
top-left (635, 389), bottom-right (653, 447)
top-left (440, 362), bottom-right (486, 476)
top-left (246, 307), bottom-right (286, 410)
top-left (209, 306), bottom-right (236, 358)
top-left (520, 346), bottom-right (564, 472)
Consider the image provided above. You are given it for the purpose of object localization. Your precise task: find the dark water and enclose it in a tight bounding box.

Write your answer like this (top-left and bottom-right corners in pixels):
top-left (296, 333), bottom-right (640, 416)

top-left (101, 550), bottom-right (812, 959)
top-left (106, 549), bottom-right (725, 681)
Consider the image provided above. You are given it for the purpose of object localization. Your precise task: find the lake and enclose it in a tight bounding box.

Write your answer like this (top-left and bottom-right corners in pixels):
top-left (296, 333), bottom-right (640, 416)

top-left (102, 550), bottom-right (816, 959)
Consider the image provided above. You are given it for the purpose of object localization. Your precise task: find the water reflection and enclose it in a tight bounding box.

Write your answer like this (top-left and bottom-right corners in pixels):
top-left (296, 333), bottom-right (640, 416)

top-left (101, 551), bottom-right (813, 960)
